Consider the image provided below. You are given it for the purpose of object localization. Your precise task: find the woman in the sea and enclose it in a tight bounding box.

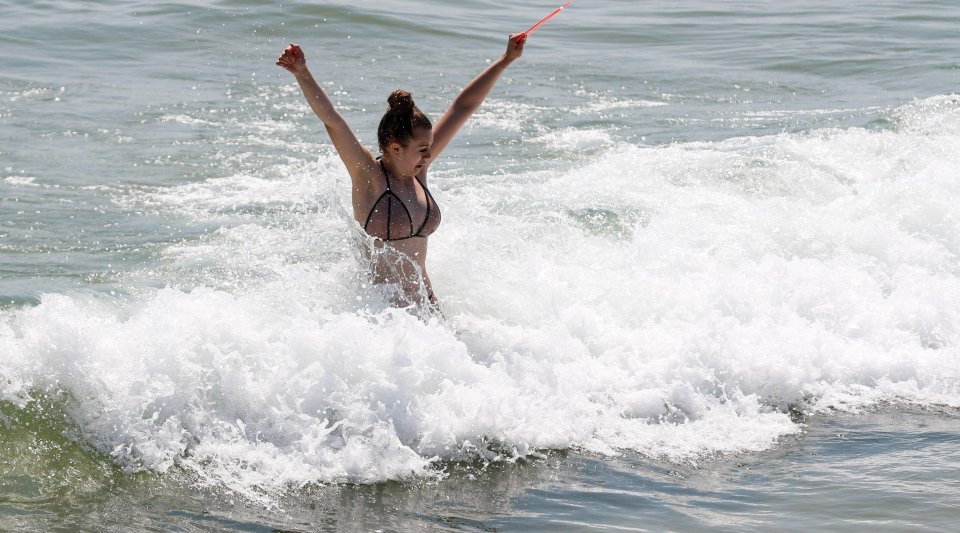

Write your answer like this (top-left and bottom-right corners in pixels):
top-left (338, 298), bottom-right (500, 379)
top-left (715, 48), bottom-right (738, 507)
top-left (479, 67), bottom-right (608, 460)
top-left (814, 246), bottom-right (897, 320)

top-left (277, 34), bottom-right (526, 314)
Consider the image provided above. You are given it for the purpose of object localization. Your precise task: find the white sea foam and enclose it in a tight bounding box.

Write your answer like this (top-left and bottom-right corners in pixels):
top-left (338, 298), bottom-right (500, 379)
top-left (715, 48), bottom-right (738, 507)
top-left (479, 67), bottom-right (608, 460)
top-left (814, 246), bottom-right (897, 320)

top-left (2, 176), bottom-right (39, 187)
top-left (570, 96), bottom-right (668, 116)
top-left (6, 87), bottom-right (53, 101)
top-left (468, 99), bottom-right (551, 133)
top-left (158, 114), bottom-right (217, 126)
top-left (2, 96), bottom-right (959, 499)
top-left (528, 127), bottom-right (615, 150)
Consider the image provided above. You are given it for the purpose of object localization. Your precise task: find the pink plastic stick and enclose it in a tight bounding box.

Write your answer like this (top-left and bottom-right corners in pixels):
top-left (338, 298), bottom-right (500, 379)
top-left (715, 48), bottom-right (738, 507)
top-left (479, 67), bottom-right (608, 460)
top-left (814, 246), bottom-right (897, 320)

top-left (520, 1), bottom-right (572, 39)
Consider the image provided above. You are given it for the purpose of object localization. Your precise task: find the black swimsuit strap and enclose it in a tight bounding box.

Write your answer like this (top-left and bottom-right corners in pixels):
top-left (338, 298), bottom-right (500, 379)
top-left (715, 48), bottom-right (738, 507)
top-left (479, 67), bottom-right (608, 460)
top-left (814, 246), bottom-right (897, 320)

top-left (378, 159), bottom-right (391, 191)
top-left (368, 159), bottom-right (415, 239)
top-left (412, 176), bottom-right (432, 236)
top-left (363, 191), bottom-right (388, 230)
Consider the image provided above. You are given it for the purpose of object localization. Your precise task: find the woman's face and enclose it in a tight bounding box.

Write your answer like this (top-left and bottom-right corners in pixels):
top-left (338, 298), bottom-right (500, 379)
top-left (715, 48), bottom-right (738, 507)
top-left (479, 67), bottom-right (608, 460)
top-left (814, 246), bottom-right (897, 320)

top-left (388, 127), bottom-right (433, 178)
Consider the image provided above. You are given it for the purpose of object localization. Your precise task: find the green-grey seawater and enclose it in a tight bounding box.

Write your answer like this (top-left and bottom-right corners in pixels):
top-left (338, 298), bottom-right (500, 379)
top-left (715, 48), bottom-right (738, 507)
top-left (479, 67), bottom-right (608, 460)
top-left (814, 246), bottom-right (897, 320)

top-left (2, 0), bottom-right (959, 530)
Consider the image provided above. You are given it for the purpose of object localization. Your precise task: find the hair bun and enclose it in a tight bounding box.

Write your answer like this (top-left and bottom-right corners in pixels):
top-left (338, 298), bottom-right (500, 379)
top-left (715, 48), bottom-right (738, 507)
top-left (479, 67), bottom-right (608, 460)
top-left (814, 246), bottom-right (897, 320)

top-left (387, 90), bottom-right (415, 115)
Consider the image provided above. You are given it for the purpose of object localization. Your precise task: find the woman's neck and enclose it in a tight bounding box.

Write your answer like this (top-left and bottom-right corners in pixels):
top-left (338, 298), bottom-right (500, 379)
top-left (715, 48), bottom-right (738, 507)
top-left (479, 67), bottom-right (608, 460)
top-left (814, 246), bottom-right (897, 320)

top-left (380, 157), bottom-right (413, 180)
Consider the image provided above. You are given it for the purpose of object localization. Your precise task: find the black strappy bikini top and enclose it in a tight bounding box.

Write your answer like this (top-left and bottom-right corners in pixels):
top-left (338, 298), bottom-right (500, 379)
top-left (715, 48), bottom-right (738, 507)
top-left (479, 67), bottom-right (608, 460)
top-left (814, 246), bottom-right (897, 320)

top-left (363, 159), bottom-right (441, 241)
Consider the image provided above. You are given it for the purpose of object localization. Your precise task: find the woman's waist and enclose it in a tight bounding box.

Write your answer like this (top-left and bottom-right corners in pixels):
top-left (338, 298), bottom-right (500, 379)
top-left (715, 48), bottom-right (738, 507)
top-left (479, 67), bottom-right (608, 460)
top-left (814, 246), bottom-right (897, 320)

top-left (369, 235), bottom-right (428, 256)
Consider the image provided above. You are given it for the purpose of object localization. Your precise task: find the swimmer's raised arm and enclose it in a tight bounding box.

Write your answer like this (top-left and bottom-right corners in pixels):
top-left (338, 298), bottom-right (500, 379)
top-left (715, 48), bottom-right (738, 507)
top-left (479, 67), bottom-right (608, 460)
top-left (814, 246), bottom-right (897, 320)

top-left (277, 44), bottom-right (378, 191)
top-left (430, 34), bottom-right (525, 160)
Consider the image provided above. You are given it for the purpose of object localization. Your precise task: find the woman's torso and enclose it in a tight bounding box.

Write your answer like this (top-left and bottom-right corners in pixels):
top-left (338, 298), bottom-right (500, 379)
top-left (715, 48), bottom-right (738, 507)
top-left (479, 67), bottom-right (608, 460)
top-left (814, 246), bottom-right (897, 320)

top-left (352, 160), bottom-right (440, 305)
top-left (360, 159), bottom-right (440, 241)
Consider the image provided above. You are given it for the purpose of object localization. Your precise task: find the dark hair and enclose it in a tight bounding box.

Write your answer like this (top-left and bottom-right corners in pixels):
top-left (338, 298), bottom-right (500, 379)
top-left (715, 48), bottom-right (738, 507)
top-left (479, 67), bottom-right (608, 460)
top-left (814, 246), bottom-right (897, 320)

top-left (377, 90), bottom-right (432, 152)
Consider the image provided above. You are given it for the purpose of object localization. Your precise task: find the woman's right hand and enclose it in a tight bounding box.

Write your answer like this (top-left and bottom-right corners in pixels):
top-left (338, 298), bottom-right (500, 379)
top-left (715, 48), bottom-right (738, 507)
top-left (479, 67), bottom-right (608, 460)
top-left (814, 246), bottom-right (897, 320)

top-left (276, 43), bottom-right (307, 75)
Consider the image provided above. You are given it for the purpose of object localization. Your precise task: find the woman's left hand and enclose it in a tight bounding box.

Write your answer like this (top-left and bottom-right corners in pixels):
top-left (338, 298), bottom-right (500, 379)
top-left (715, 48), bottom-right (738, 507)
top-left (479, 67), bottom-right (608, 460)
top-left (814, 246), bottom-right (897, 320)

top-left (505, 33), bottom-right (525, 62)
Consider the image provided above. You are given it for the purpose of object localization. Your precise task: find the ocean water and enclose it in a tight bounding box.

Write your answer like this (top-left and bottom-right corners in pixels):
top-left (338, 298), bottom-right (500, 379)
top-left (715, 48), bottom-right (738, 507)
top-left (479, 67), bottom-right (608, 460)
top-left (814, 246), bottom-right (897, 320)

top-left (2, 0), bottom-right (959, 531)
